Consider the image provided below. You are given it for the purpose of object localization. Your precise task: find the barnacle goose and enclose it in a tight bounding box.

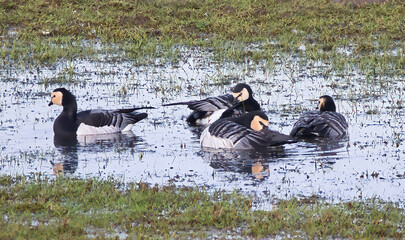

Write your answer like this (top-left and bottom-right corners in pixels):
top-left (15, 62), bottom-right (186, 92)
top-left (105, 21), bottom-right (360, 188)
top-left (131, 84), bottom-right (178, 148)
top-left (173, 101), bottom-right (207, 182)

top-left (49, 88), bottom-right (152, 136)
top-left (200, 111), bottom-right (295, 150)
top-left (290, 95), bottom-right (348, 139)
top-left (163, 83), bottom-right (260, 125)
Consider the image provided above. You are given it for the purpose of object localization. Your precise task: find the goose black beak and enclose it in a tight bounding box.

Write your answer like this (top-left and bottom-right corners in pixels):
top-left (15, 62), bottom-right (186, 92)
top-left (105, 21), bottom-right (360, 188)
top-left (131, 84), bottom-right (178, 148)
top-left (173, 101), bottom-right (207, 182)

top-left (48, 101), bottom-right (53, 106)
top-left (233, 92), bottom-right (242, 101)
top-left (232, 101), bottom-right (242, 108)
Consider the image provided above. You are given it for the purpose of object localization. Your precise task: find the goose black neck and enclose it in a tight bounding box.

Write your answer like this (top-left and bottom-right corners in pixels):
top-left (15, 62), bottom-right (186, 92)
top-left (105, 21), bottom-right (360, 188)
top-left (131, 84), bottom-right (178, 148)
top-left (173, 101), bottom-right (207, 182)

top-left (241, 98), bottom-right (261, 112)
top-left (63, 104), bottom-right (77, 118)
top-left (62, 94), bottom-right (77, 119)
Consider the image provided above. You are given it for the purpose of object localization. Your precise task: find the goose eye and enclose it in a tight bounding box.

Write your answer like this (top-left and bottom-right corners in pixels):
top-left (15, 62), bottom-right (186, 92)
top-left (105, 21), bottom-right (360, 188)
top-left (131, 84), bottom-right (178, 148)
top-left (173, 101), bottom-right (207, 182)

top-left (52, 95), bottom-right (56, 98)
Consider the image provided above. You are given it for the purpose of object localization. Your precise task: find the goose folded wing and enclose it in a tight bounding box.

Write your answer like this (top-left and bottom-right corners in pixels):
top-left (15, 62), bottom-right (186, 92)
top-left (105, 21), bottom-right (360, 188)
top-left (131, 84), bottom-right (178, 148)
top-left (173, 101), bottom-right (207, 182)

top-left (306, 112), bottom-right (347, 136)
top-left (165, 94), bottom-right (235, 112)
top-left (290, 111), bottom-right (324, 135)
top-left (188, 94), bottom-right (235, 111)
top-left (112, 106), bottom-right (154, 114)
top-left (77, 109), bottom-right (121, 128)
top-left (209, 120), bottom-right (271, 149)
top-left (291, 111), bottom-right (347, 137)
top-left (317, 112), bottom-right (348, 137)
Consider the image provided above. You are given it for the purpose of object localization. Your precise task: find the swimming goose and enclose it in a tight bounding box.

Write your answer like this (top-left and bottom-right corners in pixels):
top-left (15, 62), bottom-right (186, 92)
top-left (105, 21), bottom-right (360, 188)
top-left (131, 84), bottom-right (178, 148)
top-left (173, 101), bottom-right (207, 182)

top-left (48, 88), bottom-right (152, 136)
top-left (290, 95), bottom-right (348, 139)
top-left (163, 83), bottom-right (260, 125)
top-left (200, 111), bottom-right (295, 150)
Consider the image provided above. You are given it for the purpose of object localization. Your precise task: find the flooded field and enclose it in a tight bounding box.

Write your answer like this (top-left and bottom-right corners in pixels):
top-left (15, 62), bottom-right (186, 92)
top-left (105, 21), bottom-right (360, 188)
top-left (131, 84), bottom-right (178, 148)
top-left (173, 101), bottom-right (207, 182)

top-left (1, 47), bottom-right (404, 208)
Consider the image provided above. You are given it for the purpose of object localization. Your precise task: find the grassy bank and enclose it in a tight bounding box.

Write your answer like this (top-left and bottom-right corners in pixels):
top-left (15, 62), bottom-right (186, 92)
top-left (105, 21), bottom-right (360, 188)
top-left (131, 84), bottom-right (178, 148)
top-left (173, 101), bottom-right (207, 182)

top-left (0, 175), bottom-right (404, 239)
top-left (0, 0), bottom-right (404, 74)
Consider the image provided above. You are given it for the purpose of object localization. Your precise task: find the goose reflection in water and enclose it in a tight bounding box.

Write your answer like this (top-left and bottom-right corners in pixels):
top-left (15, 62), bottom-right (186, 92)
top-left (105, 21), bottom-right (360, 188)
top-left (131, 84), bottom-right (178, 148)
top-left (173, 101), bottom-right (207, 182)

top-left (315, 139), bottom-right (348, 152)
top-left (52, 131), bottom-right (142, 175)
top-left (203, 147), bottom-right (288, 181)
top-left (292, 138), bottom-right (349, 165)
top-left (52, 134), bottom-right (78, 175)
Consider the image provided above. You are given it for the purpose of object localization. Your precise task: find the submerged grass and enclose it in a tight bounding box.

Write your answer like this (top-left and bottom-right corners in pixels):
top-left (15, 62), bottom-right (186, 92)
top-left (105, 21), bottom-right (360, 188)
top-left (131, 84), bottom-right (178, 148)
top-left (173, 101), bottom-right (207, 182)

top-left (0, 175), bottom-right (404, 239)
top-left (0, 0), bottom-right (404, 74)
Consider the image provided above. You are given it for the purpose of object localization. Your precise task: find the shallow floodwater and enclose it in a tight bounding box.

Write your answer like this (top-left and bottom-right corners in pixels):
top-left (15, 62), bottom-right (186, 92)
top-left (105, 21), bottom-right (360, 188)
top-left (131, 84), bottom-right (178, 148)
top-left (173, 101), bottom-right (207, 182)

top-left (1, 47), bottom-right (404, 208)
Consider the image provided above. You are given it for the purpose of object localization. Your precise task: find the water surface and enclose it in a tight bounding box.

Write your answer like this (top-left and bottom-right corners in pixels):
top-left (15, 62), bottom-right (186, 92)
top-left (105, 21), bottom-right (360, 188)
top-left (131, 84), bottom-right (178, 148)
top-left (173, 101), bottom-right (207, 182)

top-left (1, 47), bottom-right (404, 208)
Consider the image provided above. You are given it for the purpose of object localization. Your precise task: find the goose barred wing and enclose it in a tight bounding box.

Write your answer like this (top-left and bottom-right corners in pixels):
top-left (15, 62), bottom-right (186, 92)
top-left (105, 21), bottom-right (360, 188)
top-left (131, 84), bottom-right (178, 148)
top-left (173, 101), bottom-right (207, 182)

top-left (77, 109), bottom-right (147, 129)
top-left (188, 94), bottom-right (235, 111)
top-left (165, 94), bottom-right (235, 112)
top-left (208, 120), bottom-right (274, 149)
top-left (320, 111), bottom-right (348, 137)
top-left (290, 111), bottom-right (348, 138)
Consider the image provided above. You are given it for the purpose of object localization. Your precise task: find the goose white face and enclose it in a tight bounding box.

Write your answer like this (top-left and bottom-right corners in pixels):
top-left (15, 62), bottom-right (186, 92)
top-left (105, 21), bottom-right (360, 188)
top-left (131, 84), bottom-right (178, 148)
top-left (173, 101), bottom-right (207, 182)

top-left (318, 97), bottom-right (326, 110)
top-left (51, 91), bottom-right (63, 106)
top-left (232, 88), bottom-right (249, 102)
top-left (250, 116), bottom-right (269, 131)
